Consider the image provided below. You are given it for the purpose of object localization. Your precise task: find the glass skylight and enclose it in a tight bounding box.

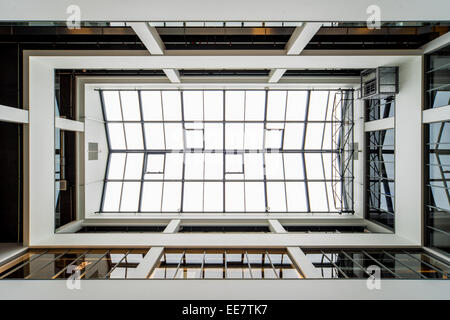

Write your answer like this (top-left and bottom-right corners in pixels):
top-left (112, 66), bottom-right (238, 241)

top-left (99, 89), bottom-right (353, 214)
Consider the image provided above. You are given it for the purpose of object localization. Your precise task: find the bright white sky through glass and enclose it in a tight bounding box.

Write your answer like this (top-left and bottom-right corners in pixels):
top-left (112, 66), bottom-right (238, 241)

top-left (100, 89), bottom-right (350, 214)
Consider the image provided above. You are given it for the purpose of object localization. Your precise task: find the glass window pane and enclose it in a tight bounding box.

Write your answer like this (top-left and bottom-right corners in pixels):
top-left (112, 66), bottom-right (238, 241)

top-left (141, 182), bottom-right (163, 211)
top-left (308, 91), bottom-right (329, 121)
top-left (103, 182), bottom-right (122, 211)
top-left (305, 153), bottom-right (325, 180)
top-left (286, 91), bottom-right (307, 120)
top-left (283, 154), bottom-right (304, 179)
top-left (245, 182), bottom-right (265, 212)
top-left (108, 153), bottom-right (126, 179)
top-left (245, 91), bottom-right (265, 120)
top-left (225, 91), bottom-right (245, 120)
top-left (162, 182), bottom-right (182, 212)
top-left (120, 91), bottom-right (141, 121)
top-left (103, 91), bottom-right (122, 121)
top-left (225, 123), bottom-right (244, 149)
top-left (283, 123), bottom-right (304, 149)
top-left (162, 91), bottom-right (182, 120)
top-left (124, 123), bottom-right (143, 149)
top-left (265, 153), bottom-right (284, 180)
top-left (204, 123), bottom-right (223, 150)
top-left (286, 182), bottom-right (308, 212)
top-left (108, 123), bottom-right (126, 149)
top-left (226, 182), bottom-right (244, 211)
top-left (164, 153), bottom-right (183, 179)
top-left (141, 91), bottom-right (162, 121)
top-left (120, 182), bottom-right (140, 211)
top-left (267, 91), bottom-right (286, 121)
top-left (183, 91), bottom-right (204, 121)
top-left (164, 123), bottom-right (183, 149)
top-left (267, 182), bottom-right (286, 212)
top-left (183, 182), bottom-right (203, 211)
top-left (124, 153), bottom-right (144, 179)
top-left (305, 123), bottom-right (324, 149)
top-left (204, 182), bottom-right (223, 212)
top-left (308, 182), bottom-right (328, 211)
top-left (144, 123), bottom-right (165, 149)
top-left (185, 153), bottom-right (204, 179)
top-left (204, 153), bottom-right (223, 179)
top-left (204, 91), bottom-right (223, 120)
top-left (244, 153), bottom-right (264, 179)
top-left (244, 123), bottom-right (264, 149)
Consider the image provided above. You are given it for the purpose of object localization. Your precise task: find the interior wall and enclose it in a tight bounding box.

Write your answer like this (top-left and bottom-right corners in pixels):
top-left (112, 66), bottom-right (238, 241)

top-left (83, 84), bottom-right (109, 218)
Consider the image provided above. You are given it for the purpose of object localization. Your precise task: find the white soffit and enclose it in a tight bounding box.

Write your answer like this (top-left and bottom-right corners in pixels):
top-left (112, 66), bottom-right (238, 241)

top-left (1, 0), bottom-right (450, 21)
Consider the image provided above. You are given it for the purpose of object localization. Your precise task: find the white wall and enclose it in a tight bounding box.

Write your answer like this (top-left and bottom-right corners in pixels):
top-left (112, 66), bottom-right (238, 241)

top-left (0, 279), bottom-right (448, 300)
top-left (1, 0), bottom-right (449, 21)
top-left (83, 84), bottom-right (108, 217)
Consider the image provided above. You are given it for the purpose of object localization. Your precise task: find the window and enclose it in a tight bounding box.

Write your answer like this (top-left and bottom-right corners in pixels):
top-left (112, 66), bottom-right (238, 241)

top-left (366, 128), bottom-right (395, 229)
top-left (150, 249), bottom-right (302, 279)
top-left (425, 44), bottom-right (450, 109)
top-left (305, 249), bottom-right (450, 279)
top-left (425, 121), bottom-right (450, 254)
top-left (366, 97), bottom-right (395, 121)
top-left (0, 249), bottom-right (147, 279)
top-left (100, 89), bottom-right (354, 214)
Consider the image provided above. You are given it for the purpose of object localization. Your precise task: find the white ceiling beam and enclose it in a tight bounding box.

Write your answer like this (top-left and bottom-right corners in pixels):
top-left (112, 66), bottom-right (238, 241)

top-left (129, 23), bottom-right (182, 83)
top-left (55, 117), bottom-right (85, 132)
top-left (33, 51), bottom-right (421, 70)
top-left (421, 31), bottom-right (450, 54)
top-left (163, 219), bottom-right (181, 233)
top-left (286, 23), bottom-right (323, 55)
top-left (268, 219), bottom-right (287, 233)
top-left (0, 105), bottom-right (28, 124)
top-left (287, 247), bottom-right (323, 278)
top-left (128, 247), bottom-right (164, 278)
top-left (128, 22), bottom-right (165, 55)
top-left (268, 23), bottom-right (322, 83)
top-left (267, 68), bottom-right (287, 83)
top-left (162, 68), bottom-right (181, 83)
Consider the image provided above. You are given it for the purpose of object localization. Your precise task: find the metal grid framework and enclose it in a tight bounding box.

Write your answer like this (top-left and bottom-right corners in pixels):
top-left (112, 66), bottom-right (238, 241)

top-left (99, 89), bottom-right (354, 214)
top-left (366, 128), bottom-right (395, 229)
top-left (425, 121), bottom-right (450, 254)
top-left (150, 249), bottom-right (302, 279)
top-left (305, 249), bottom-right (450, 279)
top-left (366, 97), bottom-right (395, 121)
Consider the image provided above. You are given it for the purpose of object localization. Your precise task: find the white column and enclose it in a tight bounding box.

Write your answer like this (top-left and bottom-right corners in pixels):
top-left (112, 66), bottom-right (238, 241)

top-left (27, 58), bottom-right (55, 245)
top-left (395, 56), bottom-right (423, 245)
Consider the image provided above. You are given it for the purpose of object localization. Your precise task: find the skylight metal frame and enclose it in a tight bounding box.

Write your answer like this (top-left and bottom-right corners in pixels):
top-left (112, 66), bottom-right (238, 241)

top-left (99, 89), bottom-right (354, 214)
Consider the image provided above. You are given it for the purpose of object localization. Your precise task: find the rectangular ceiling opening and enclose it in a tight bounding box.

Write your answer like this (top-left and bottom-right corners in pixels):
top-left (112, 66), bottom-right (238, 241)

top-left (99, 89), bottom-right (354, 215)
